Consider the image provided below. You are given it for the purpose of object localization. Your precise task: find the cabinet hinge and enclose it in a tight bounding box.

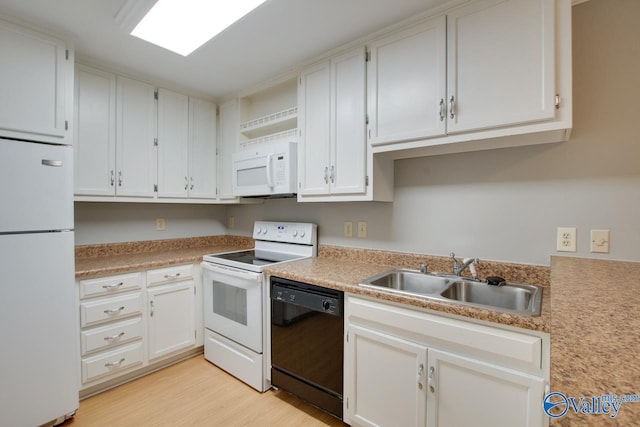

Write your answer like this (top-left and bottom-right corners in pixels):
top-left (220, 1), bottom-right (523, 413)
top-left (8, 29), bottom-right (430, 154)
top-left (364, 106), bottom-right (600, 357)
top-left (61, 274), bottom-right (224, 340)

top-left (154, 138), bottom-right (158, 146)
top-left (346, 397), bottom-right (349, 409)
top-left (555, 94), bottom-right (561, 109)
top-left (65, 49), bottom-right (69, 60)
top-left (365, 50), bottom-right (370, 62)
top-left (195, 330), bottom-right (197, 340)
top-left (216, 187), bottom-right (218, 196)
top-left (64, 120), bottom-right (68, 131)
top-left (154, 184), bottom-right (158, 192)
top-left (365, 175), bottom-right (369, 187)
top-left (346, 331), bottom-right (349, 343)
top-left (154, 90), bottom-right (158, 100)
top-left (299, 76), bottom-right (302, 85)
top-left (365, 114), bottom-right (369, 125)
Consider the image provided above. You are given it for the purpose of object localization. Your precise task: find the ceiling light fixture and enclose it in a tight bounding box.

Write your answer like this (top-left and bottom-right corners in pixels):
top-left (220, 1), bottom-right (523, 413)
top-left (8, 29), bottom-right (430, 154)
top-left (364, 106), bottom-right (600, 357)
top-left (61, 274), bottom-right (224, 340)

top-left (131, 0), bottom-right (267, 56)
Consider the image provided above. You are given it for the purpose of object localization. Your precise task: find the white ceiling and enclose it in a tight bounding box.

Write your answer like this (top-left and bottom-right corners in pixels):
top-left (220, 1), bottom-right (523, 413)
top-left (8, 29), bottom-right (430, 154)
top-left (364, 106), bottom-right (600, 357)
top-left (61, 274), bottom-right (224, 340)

top-left (0, 0), bottom-right (446, 100)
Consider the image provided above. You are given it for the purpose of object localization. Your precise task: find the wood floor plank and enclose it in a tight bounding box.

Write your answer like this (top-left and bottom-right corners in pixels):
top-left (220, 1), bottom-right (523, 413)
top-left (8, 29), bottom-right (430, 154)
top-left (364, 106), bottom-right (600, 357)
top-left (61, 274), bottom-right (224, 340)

top-left (64, 355), bottom-right (347, 427)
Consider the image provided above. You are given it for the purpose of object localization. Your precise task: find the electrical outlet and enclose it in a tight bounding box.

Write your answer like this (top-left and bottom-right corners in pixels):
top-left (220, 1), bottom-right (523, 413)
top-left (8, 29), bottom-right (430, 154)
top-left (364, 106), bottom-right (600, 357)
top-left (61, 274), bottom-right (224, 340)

top-left (156, 218), bottom-right (166, 231)
top-left (228, 216), bottom-right (235, 229)
top-left (357, 221), bottom-right (367, 239)
top-left (590, 229), bottom-right (610, 253)
top-left (344, 221), bottom-right (353, 238)
top-left (556, 227), bottom-right (576, 252)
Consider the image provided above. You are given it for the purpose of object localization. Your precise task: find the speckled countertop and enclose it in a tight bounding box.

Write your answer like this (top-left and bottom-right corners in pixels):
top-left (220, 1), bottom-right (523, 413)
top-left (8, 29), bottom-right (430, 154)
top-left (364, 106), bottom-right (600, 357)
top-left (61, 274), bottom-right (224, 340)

top-left (265, 245), bottom-right (551, 333)
top-left (75, 235), bottom-right (254, 278)
top-left (550, 256), bottom-right (640, 426)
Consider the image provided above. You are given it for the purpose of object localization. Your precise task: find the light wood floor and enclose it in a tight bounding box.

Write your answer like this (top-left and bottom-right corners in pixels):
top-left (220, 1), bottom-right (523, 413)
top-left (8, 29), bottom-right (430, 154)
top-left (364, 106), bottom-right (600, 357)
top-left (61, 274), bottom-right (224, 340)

top-left (63, 355), bottom-right (347, 427)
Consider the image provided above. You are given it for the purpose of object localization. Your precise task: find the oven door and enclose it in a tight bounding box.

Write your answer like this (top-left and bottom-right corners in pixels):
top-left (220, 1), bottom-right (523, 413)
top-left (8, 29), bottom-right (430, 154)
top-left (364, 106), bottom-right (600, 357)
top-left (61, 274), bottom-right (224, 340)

top-left (202, 262), bottom-right (263, 353)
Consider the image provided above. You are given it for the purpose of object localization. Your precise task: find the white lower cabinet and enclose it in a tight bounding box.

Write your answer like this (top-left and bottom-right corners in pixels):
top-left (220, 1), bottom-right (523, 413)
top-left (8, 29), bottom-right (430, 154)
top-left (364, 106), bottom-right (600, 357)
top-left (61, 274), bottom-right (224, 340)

top-left (77, 264), bottom-right (201, 394)
top-left (344, 295), bottom-right (549, 427)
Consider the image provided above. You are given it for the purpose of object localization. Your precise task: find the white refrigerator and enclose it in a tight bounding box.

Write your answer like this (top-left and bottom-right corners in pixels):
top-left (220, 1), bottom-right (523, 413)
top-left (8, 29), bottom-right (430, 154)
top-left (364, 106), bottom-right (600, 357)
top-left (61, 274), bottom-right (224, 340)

top-left (0, 138), bottom-right (79, 426)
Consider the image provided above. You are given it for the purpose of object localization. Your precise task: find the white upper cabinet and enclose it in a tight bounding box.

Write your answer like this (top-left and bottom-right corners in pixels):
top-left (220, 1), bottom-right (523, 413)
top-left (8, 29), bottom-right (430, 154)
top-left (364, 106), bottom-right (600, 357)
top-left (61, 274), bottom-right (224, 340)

top-left (368, 0), bottom-right (570, 156)
top-left (298, 47), bottom-right (385, 202)
top-left (116, 76), bottom-right (157, 197)
top-left (218, 99), bottom-right (239, 200)
top-left (0, 17), bottom-right (72, 144)
top-left (367, 17), bottom-right (447, 145)
top-left (157, 88), bottom-right (189, 198)
top-left (74, 65), bottom-right (116, 196)
top-left (188, 98), bottom-right (217, 199)
top-left (446, 0), bottom-right (556, 133)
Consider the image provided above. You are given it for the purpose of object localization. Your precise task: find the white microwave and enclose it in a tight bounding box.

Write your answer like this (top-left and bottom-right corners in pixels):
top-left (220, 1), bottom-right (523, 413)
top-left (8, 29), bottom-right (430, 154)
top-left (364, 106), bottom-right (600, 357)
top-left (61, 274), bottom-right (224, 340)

top-left (232, 141), bottom-right (297, 197)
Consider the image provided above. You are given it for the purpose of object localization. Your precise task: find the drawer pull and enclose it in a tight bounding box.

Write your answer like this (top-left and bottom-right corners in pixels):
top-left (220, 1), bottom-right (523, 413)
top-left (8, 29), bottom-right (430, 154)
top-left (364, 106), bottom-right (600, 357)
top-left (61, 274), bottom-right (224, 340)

top-left (102, 282), bottom-right (124, 290)
top-left (163, 273), bottom-right (181, 279)
top-left (104, 358), bottom-right (125, 368)
top-left (104, 332), bottom-right (125, 342)
top-left (104, 306), bottom-right (125, 315)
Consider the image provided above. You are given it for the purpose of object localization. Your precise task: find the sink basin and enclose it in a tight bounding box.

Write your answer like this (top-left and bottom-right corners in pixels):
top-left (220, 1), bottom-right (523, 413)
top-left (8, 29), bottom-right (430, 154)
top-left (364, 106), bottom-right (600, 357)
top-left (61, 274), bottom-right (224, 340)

top-left (440, 280), bottom-right (542, 316)
top-left (360, 269), bottom-right (457, 296)
top-left (359, 268), bottom-right (542, 316)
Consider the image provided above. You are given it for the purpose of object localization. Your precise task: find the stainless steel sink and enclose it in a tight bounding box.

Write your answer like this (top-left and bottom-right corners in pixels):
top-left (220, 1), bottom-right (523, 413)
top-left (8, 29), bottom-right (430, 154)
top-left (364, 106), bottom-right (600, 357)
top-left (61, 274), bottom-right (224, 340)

top-left (359, 269), bottom-right (457, 296)
top-left (439, 280), bottom-right (542, 316)
top-left (359, 269), bottom-right (542, 316)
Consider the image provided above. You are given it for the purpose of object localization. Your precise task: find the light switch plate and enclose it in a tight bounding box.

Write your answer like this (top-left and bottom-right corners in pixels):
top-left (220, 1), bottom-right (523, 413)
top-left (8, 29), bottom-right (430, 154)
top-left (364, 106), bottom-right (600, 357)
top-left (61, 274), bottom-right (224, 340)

top-left (357, 221), bottom-right (367, 239)
top-left (344, 221), bottom-right (353, 238)
top-left (590, 229), bottom-right (610, 253)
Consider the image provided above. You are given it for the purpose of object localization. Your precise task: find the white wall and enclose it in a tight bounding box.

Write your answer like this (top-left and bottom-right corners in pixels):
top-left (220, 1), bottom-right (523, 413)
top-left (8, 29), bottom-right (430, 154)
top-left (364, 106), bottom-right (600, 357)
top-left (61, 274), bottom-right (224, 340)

top-left (74, 203), bottom-right (227, 245)
top-left (228, 0), bottom-right (640, 266)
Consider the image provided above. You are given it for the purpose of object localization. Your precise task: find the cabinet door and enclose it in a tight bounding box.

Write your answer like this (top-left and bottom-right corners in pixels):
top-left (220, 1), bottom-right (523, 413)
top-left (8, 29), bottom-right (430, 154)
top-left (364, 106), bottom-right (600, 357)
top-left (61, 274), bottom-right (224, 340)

top-left (74, 65), bottom-right (116, 196)
top-left (367, 17), bottom-right (446, 146)
top-left (345, 324), bottom-right (427, 427)
top-left (298, 61), bottom-right (331, 196)
top-left (426, 348), bottom-right (545, 427)
top-left (148, 281), bottom-right (196, 360)
top-left (157, 88), bottom-right (189, 198)
top-left (446, 0), bottom-right (555, 133)
top-left (0, 18), bottom-right (69, 143)
top-left (218, 99), bottom-right (238, 200)
top-left (115, 76), bottom-right (156, 197)
top-left (188, 98), bottom-right (217, 199)
top-left (331, 48), bottom-right (367, 195)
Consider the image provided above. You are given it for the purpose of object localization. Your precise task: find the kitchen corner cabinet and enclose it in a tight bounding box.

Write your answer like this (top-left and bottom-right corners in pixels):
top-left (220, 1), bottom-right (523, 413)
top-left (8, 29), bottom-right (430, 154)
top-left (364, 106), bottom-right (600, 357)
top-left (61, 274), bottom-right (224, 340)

top-left (344, 295), bottom-right (549, 427)
top-left (298, 47), bottom-right (393, 202)
top-left (368, 0), bottom-right (571, 157)
top-left (76, 264), bottom-right (202, 395)
top-left (0, 17), bottom-right (73, 144)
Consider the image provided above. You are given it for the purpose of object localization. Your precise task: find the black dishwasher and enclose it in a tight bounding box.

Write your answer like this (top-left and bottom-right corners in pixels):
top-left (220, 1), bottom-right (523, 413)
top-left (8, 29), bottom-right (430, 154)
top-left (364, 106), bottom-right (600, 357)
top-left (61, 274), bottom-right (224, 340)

top-left (270, 276), bottom-right (344, 418)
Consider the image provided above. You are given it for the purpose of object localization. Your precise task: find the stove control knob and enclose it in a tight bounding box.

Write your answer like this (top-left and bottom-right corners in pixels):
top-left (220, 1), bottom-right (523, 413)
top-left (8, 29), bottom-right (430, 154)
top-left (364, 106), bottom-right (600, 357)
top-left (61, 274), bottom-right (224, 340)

top-left (322, 300), bottom-right (332, 311)
top-left (300, 231), bottom-right (306, 238)
top-left (256, 227), bottom-right (262, 234)
top-left (293, 230), bottom-right (298, 237)
top-left (263, 228), bottom-right (268, 235)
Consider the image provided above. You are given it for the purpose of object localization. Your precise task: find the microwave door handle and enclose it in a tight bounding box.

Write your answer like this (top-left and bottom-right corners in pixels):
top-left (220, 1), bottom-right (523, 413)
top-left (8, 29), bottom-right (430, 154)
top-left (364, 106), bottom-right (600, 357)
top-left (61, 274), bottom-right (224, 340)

top-left (266, 154), bottom-right (274, 189)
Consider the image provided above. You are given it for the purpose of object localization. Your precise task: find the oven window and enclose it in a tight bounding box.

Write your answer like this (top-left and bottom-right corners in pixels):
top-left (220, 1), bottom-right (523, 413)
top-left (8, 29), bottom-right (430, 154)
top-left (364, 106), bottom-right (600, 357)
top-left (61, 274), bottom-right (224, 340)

top-left (212, 281), bottom-right (248, 325)
top-left (237, 166), bottom-right (267, 187)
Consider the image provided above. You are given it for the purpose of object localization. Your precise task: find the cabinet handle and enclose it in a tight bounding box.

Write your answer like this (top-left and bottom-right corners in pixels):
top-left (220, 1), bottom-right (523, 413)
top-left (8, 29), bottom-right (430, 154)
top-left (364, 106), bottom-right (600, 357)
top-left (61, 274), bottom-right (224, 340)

top-left (104, 332), bottom-right (125, 342)
top-left (103, 306), bottom-right (125, 315)
top-left (102, 282), bottom-right (123, 290)
top-left (324, 166), bottom-right (329, 184)
top-left (163, 273), bottom-right (181, 279)
top-left (449, 96), bottom-right (456, 120)
top-left (439, 98), bottom-right (445, 121)
top-left (104, 358), bottom-right (125, 368)
top-left (417, 363), bottom-right (424, 390)
top-left (428, 366), bottom-right (436, 393)
top-left (118, 171), bottom-right (123, 187)
top-left (329, 165), bottom-right (335, 184)
top-left (190, 177), bottom-right (194, 190)
top-left (110, 170), bottom-right (115, 187)
top-left (150, 300), bottom-right (154, 317)
top-left (185, 176), bottom-right (189, 190)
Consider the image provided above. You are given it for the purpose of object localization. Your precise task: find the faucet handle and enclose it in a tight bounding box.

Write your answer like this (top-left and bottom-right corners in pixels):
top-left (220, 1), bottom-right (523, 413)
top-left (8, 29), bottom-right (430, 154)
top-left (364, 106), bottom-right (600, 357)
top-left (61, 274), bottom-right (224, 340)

top-left (419, 263), bottom-right (428, 274)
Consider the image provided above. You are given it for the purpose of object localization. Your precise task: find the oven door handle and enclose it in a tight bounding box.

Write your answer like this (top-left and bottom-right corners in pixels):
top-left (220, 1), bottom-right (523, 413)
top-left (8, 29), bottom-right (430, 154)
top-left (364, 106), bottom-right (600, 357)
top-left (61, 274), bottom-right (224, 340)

top-left (201, 262), bottom-right (262, 282)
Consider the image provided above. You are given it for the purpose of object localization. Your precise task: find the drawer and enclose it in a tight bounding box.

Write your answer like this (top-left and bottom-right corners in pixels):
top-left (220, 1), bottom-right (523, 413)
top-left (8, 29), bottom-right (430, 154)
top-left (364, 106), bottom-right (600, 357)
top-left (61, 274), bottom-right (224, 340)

top-left (79, 272), bottom-right (143, 299)
top-left (80, 316), bottom-right (143, 356)
top-left (147, 264), bottom-right (193, 287)
top-left (81, 342), bottom-right (143, 383)
top-left (80, 292), bottom-right (142, 327)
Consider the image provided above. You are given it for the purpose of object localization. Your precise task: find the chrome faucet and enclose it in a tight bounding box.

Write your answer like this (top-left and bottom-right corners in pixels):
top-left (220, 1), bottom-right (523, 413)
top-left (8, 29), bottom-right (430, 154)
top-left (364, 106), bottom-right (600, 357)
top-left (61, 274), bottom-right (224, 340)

top-left (450, 252), bottom-right (479, 279)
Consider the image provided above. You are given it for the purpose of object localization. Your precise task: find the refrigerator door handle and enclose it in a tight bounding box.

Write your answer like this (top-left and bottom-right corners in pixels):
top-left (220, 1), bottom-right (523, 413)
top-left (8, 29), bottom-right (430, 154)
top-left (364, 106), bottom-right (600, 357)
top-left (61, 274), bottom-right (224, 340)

top-left (41, 159), bottom-right (63, 167)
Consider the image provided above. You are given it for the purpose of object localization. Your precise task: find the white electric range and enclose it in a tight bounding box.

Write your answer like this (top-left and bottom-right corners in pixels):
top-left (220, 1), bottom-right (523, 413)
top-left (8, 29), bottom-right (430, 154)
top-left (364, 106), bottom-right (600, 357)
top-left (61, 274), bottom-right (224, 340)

top-left (201, 221), bottom-right (317, 391)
